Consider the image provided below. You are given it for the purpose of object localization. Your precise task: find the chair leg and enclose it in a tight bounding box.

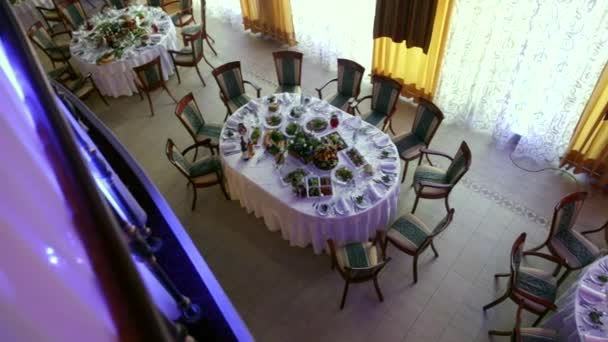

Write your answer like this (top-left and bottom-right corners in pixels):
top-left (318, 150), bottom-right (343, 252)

top-left (425, 153), bottom-right (433, 166)
top-left (488, 330), bottom-right (513, 337)
top-left (430, 241), bottom-right (439, 257)
top-left (205, 36), bottom-right (217, 55)
top-left (203, 53), bottom-right (215, 69)
top-left (164, 86), bottom-right (178, 104)
top-left (444, 196), bottom-right (451, 213)
top-left (494, 273), bottom-right (510, 278)
top-left (145, 92), bottom-right (154, 116)
top-left (412, 254), bottom-right (419, 283)
top-left (401, 160), bottom-right (409, 184)
top-left (194, 65), bottom-right (206, 87)
top-left (532, 309), bottom-right (548, 327)
top-left (411, 195), bottom-right (420, 214)
top-left (389, 120), bottom-right (396, 135)
top-left (340, 281), bottom-right (350, 310)
top-left (373, 276), bottom-right (384, 302)
top-left (174, 65), bottom-right (182, 84)
top-left (219, 179), bottom-right (229, 200)
top-left (191, 185), bottom-right (197, 210)
top-left (223, 108), bottom-right (231, 122)
top-left (557, 269), bottom-right (571, 286)
top-left (96, 88), bottom-right (109, 106)
top-left (207, 33), bottom-right (216, 44)
top-left (552, 263), bottom-right (562, 277)
top-left (192, 146), bottom-right (199, 162)
top-left (483, 291), bottom-right (509, 311)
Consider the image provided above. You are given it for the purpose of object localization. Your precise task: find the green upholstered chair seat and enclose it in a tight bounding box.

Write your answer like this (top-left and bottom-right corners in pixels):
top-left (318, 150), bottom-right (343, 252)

top-left (363, 110), bottom-right (386, 127)
top-left (44, 11), bottom-right (61, 20)
top-left (519, 328), bottom-right (558, 342)
top-left (335, 242), bottom-right (379, 272)
top-left (189, 157), bottom-right (221, 177)
top-left (394, 133), bottom-right (425, 160)
top-left (413, 165), bottom-right (451, 195)
top-left (173, 49), bottom-right (195, 64)
top-left (196, 124), bottom-right (222, 143)
top-left (515, 267), bottom-right (557, 312)
top-left (226, 94), bottom-right (251, 113)
top-left (327, 94), bottom-right (351, 112)
top-left (73, 81), bottom-right (94, 98)
top-left (275, 85), bottom-right (301, 94)
top-left (550, 229), bottom-right (600, 269)
top-left (172, 14), bottom-right (193, 25)
top-left (48, 46), bottom-right (71, 60)
top-left (182, 24), bottom-right (201, 35)
top-left (386, 214), bottom-right (431, 251)
top-left (47, 65), bottom-right (72, 80)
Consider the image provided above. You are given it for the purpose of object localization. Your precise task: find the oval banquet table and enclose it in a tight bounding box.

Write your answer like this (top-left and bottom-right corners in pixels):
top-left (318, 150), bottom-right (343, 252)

top-left (544, 256), bottom-right (608, 341)
top-left (69, 5), bottom-right (178, 97)
top-left (219, 93), bottom-right (401, 254)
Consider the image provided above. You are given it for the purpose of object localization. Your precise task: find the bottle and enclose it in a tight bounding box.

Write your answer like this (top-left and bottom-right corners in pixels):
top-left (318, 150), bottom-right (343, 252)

top-left (240, 136), bottom-right (249, 160)
top-left (247, 139), bottom-right (255, 159)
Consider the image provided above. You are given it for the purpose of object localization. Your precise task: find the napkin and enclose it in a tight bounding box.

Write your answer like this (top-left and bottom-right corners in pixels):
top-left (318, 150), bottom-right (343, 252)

top-left (580, 283), bottom-right (606, 302)
top-left (366, 183), bottom-right (383, 202)
top-left (336, 197), bottom-right (351, 215)
top-left (222, 142), bottom-right (239, 155)
top-left (380, 161), bottom-right (398, 173)
top-left (226, 117), bottom-right (239, 129)
top-left (374, 134), bottom-right (390, 146)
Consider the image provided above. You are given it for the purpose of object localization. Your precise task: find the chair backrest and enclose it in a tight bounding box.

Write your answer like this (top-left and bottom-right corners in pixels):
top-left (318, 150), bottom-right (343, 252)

top-left (147, 0), bottom-right (162, 6)
top-left (133, 56), bottom-right (164, 92)
top-left (548, 191), bottom-right (587, 238)
top-left (212, 61), bottom-right (245, 101)
top-left (337, 58), bottom-right (365, 98)
top-left (200, 0), bottom-right (208, 35)
top-left (27, 22), bottom-right (57, 51)
top-left (272, 50), bottom-right (303, 87)
top-left (412, 98), bottom-right (444, 145)
top-left (429, 209), bottom-right (455, 238)
top-left (370, 75), bottom-right (402, 115)
top-left (105, 0), bottom-right (126, 9)
top-left (165, 139), bottom-right (192, 178)
top-left (326, 239), bottom-right (388, 279)
top-left (175, 92), bottom-right (205, 141)
top-left (182, 26), bottom-right (203, 62)
top-left (36, 6), bottom-right (60, 23)
top-left (178, 0), bottom-right (191, 12)
top-left (445, 141), bottom-right (472, 185)
top-left (509, 233), bottom-right (527, 289)
top-left (58, 0), bottom-right (86, 30)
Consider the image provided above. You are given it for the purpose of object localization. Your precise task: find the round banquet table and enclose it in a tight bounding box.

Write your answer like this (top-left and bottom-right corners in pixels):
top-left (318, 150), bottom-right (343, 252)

top-left (12, 0), bottom-right (54, 30)
top-left (219, 93), bottom-right (401, 255)
top-left (69, 5), bottom-right (178, 97)
top-left (544, 256), bottom-right (608, 341)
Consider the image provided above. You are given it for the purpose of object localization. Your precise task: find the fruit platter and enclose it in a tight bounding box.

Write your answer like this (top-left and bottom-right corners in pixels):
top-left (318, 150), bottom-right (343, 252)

top-left (263, 130), bottom-right (287, 156)
top-left (312, 145), bottom-right (339, 170)
top-left (321, 132), bottom-right (348, 151)
top-left (288, 131), bottom-right (322, 164)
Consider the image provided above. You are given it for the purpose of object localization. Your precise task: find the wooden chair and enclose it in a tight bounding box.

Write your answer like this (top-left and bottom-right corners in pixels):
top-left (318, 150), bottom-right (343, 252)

top-left (147, 0), bottom-right (180, 16)
top-left (170, 0), bottom-right (195, 28)
top-left (483, 233), bottom-right (560, 327)
top-left (327, 236), bottom-right (391, 310)
top-left (524, 192), bottom-right (601, 286)
top-left (27, 21), bottom-right (71, 69)
top-left (175, 92), bottom-right (221, 161)
top-left (381, 209), bottom-right (454, 283)
top-left (35, 6), bottom-right (65, 34)
top-left (316, 58), bottom-right (365, 113)
top-left (48, 64), bottom-right (108, 105)
top-left (169, 26), bottom-right (212, 86)
top-left (165, 139), bottom-right (228, 210)
top-left (212, 61), bottom-right (261, 122)
top-left (181, 0), bottom-right (216, 56)
top-left (350, 75), bottom-right (402, 134)
top-left (488, 303), bottom-right (558, 341)
top-left (272, 50), bottom-right (303, 94)
top-left (57, 0), bottom-right (87, 31)
top-left (393, 98), bottom-right (444, 184)
top-left (411, 141), bottom-right (471, 214)
top-left (133, 56), bottom-right (177, 116)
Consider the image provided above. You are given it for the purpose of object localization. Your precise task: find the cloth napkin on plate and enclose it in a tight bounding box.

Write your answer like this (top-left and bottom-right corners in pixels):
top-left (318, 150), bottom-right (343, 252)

top-left (222, 142), bottom-right (239, 155)
top-left (366, 183), bottom-right (383, 203)
top-left (380, 161), bottom-right (398, 173)
top-left (225, 117), bottom-right (239, 129)
top-left (374, 134), bottom-right (390, 146)
top-left (336, 197), bottom-right (352, 215)
top-left (580, 283), bottom-right (606, 302)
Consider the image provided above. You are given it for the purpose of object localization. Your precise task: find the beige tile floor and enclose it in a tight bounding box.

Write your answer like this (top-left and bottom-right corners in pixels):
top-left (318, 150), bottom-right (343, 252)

top-left (34, 8), bottom-right (608, 341)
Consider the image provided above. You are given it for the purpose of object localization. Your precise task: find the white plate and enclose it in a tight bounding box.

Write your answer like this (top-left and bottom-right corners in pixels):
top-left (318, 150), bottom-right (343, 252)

top-left (316, 202), bottom-right (331, 216)
top-left (589, 270), bottom-right (608, 286)
top-left (353, 195), bottom-right (371, 209)
top-left (263, 114), bottom-right (283, 129)
top-left (332, 166), bottom-right (355, 185)
top-left (304, 116), bottom-right (329, 135)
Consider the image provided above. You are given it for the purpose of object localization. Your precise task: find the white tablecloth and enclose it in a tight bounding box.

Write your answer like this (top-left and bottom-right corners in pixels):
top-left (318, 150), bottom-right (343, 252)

top-left (12, 0), bottom-right (54, 31)
top-left (544, 256), bottom-right (608, 341)
top-left (219, 93), bottom-right (401, 254)
top-left (69, 6), bottom-right (178, 97)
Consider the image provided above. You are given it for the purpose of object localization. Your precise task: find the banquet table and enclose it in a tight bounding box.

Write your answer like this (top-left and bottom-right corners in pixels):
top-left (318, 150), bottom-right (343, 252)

top-left (544, 256), bottom-right (608, 341)
top-left (219, 93), bottom-right (401, 254)
top-left (69, 5), bottom-right (178, 97)
top-left (11, 0), bottom-right (54, 30)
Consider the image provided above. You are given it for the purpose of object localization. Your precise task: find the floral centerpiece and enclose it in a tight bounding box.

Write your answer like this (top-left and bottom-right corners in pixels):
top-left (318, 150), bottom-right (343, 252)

top-left (288, 131), bottom-right (321, 164)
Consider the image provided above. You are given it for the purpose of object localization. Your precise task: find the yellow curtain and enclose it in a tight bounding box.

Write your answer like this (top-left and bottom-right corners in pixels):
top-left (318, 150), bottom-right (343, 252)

top-left (240, 0), bottom-right (296, 46)
top-left (561, 63), bottom-right (608, 188)
top-left (372, 0), bottom-right (453, 99)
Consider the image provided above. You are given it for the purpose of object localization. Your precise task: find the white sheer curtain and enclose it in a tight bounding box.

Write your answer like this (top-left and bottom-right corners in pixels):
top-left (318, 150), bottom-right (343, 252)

top-left (206, 0), bottom-right (375, 72)
top-left (435, 0), bottom-right (608, 163)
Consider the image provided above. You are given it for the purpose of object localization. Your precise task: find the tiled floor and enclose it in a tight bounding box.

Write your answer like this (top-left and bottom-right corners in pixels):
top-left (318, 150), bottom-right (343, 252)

top-left (35, 7), bottom-right (608, 341)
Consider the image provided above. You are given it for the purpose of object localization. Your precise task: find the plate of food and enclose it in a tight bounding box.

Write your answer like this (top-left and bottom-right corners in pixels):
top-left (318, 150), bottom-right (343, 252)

top-left (263, 130), bottom-right (286, 155)
top-left (321, 132), bottom-right (348, 151)
top-left (284, 122), bottom-right (300, 137)
top-left (250, 126), bottom-right (262, 144)
top-left (264, 114), bottom-right (283, 129)
top-left (305, 116), bottom-right (329, 134)
top-left (281, 167), bottom-right (308, 187)
top-left (289, 105), bottom-right (306, 120)
top-left (589, 270), bottom-right (608, 286)
top-left (315, 202), bottom-right (331, 216)
top-left (222, 128), bottom-right (237, 140)
top-left (353, 194), bottom-right (371, 210)
top-left (312, 145), bottom-right (339, 171)
top-left (380, 148), bottom-right (396, 159)
top-left (333, 166), bottom-right (354, 184)
top-left (345, 147), bottom-right (367, 168)
top-left (288, 131), bottom-right (322, 164)
top-left (583, 310), bottom-right (605, 327)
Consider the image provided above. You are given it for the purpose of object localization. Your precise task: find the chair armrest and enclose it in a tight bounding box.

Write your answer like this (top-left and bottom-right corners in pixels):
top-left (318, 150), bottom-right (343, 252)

top-left (417, 181), bottom-right (453, 190)
top-left (315, 78), bottom-right (337, 99)
top-left (523, 251), bottom-right (564, 265)
top-left (350, 95), bottom-right (372, 115)
top-left (183, 140), bottom-right (213, 155)
top-left (420, 148), bottom-right (454, 162)
top-left (168, 48), bottom-right (191, 56)
top-left (513, 288), bottom-right (557, 311)
top-left (243, 80), bottom-right (261, 98)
